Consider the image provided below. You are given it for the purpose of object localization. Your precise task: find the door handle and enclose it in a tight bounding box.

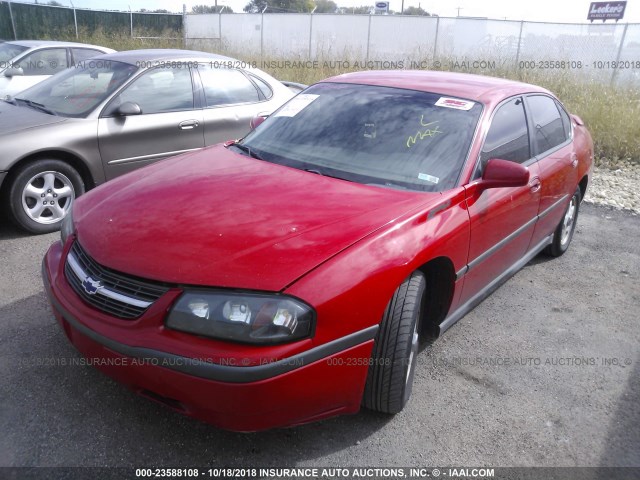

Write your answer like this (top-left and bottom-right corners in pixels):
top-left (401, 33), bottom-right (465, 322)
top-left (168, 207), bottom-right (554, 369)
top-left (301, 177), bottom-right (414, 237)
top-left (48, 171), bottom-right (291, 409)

top-left (570, 153), bottom-right (579, 168)
top-left (178, 120), bottom-right (199, 130)
top-left (529, 176), bottom-right (541, 193)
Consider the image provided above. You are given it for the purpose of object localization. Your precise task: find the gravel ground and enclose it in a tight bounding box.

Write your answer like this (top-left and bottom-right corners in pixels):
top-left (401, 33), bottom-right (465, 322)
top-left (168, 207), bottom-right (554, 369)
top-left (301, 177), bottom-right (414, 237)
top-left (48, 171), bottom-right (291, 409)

top-left (0, 203), bottom-right (638, 471)
top-left (585, 160), bottom-right (640, 214)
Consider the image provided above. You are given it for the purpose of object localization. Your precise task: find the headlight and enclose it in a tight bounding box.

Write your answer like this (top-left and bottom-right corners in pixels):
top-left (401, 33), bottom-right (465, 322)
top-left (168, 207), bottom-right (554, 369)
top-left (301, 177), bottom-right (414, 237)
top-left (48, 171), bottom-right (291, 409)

top-left (60, 206), bottom-right (75, 244)
top-left (166, 291), bottom-right (315, 345)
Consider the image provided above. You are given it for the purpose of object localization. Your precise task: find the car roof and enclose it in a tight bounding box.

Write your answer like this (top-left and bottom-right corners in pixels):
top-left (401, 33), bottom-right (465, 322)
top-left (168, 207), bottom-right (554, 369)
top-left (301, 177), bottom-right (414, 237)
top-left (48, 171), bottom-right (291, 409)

top-left (8, 40), bottom-right (111, 49)
top-left (96, 49), bottom-right (235, 65)
top-left (321, 70), bottom-right (552, 108)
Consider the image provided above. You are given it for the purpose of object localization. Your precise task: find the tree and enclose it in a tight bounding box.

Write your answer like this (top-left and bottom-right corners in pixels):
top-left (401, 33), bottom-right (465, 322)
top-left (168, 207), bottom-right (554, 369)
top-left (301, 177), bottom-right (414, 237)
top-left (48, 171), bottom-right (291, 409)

top-left (139, 8), bottom-right (172, 13)
top-left (192, 5), bottom-right (234, 13)
top-left (314, 0), bottom-right (337, 13)
top-left (244, 0), bottom-right (314, 13)
top-left (47, 1), bottom-right (65, 6)
top-left (337, 5), bottom-right (372, 14)
top-left (402, 6), bottom-right (430, 15)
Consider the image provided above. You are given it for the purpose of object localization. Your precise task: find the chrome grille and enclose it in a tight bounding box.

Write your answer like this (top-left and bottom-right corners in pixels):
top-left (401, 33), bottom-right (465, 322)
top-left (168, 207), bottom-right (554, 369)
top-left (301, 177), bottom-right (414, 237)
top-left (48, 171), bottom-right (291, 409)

top-left (64, 241), bottom-right (169, 319)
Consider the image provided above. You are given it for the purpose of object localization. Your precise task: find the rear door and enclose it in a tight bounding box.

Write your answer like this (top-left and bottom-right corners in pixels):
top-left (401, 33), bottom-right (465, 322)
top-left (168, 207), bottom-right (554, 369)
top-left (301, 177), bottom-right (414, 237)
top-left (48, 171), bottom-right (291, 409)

top-left (459, 96), bottom-right (541, 305)
top-left (525, 94), bottom-right (577, 247)
top-left (98, 66), bottom-right (204, 180)
top-left (195, 64), bottom-right (270, 145)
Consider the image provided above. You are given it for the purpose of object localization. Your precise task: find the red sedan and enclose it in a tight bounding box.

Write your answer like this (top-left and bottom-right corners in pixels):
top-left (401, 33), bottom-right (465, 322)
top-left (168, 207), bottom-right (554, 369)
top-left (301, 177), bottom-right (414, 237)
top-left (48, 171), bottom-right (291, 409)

top-left (42, 71), bottom-right (593, 431)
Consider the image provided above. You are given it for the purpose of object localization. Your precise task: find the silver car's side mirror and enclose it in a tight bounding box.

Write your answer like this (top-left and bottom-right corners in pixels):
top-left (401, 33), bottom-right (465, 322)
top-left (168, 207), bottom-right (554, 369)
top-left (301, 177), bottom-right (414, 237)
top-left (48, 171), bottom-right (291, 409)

top-left (117, 101), bottom-right (142, 116)
top-left (4, 67), bottom-right (24, 77)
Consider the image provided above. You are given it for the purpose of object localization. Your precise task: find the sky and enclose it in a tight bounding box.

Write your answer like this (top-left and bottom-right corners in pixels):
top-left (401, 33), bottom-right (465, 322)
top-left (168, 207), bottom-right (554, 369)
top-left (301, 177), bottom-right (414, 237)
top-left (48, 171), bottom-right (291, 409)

top-left (13, 0), bottom-right (640, 23)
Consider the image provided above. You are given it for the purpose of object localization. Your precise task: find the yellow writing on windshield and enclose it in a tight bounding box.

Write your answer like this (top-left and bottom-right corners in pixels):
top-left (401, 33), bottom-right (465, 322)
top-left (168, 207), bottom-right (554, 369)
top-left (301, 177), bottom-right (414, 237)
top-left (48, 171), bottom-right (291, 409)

top-left (407, 116), bottom-right (442, 148)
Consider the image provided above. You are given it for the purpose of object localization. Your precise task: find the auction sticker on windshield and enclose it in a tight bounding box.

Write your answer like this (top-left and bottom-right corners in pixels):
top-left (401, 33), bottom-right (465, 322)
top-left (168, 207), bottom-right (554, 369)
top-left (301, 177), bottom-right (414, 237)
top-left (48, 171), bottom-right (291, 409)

top-left (274, 94), bottom-right (320, 117)
top-left (435, 97), bottom-right (475, 110)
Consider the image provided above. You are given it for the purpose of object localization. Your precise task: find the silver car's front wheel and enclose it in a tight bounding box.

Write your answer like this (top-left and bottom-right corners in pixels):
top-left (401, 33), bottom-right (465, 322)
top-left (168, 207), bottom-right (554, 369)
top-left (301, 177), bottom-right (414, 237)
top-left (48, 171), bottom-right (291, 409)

top-left (21, 171), bottom-right (75, 224)
top-left (7, 159), bottom-right (85, 234)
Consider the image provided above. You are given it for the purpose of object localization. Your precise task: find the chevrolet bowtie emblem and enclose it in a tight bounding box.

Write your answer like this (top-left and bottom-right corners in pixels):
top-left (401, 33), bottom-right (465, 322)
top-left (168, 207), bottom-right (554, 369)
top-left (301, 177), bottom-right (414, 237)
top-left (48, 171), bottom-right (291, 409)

top-left (82, 277), bottom-right (102, 295)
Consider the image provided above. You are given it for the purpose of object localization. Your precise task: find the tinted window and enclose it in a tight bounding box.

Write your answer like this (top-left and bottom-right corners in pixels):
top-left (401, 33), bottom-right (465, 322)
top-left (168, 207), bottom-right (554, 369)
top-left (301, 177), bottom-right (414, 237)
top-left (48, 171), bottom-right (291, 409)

top-left (556, 100), bottom-right (572, 139)
top-left (240, 83), bottom-right (483, 192)
top-left (198, 66), bottom-right (260, 107)
top-left (71, 48), bottom-right (105, 65)
top-left (17, 48), bottom-right (68, 75)
top-left (480, 97), bottom-right (530, 169)
top-left (114, 67), bottom-right (194, 114)
top-left (527, 95), bottom-right (566, 154)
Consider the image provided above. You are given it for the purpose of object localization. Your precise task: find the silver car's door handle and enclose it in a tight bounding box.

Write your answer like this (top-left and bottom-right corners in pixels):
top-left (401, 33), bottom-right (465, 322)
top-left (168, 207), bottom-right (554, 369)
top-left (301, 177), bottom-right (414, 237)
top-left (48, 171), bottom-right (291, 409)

top-left (179, 120), bottom-right (199, 130)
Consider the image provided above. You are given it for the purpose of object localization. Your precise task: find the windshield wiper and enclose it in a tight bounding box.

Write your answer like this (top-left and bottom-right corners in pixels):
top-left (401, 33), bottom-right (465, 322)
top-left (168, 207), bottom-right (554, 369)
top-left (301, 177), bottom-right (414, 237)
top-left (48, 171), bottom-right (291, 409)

top-left (304, 168), bottom-right (351, 182)
top-left (14, 97), bottom-right (58, 116)
top-left (366, 182), bottom-right (409, 190)
top-left (2, 95), bottom-right (17, 105)
top-left (229, 142), bottom-right (263, 161)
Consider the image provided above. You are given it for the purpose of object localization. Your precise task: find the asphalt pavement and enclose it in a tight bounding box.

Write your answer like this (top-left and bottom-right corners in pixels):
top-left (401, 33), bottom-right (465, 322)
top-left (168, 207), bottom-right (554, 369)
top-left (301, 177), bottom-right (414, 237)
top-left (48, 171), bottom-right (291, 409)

top-left (0, 203), bottom-right (638, 468)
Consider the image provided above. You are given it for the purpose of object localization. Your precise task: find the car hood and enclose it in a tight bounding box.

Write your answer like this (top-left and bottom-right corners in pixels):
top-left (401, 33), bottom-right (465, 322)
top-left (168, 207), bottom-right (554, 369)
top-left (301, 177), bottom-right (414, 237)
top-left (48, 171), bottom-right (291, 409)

top-left (0, 101), bottom-right (67, 134)
top-left (74, 145), bottom-right (441, 291)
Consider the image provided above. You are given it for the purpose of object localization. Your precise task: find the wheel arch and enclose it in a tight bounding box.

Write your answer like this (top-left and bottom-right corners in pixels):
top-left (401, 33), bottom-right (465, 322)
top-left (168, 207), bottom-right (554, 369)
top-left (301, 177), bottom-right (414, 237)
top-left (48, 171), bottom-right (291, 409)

top-left (578, 174), bottom-right (589, 201)
top-left (415, 256), bottom-right (456, 340)
top-left (2, 150), bottom-right (96, 196)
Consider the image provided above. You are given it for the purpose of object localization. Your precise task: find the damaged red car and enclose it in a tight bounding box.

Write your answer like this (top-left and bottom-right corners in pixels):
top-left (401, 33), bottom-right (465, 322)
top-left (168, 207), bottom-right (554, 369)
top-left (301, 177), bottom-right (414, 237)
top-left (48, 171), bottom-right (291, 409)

top-left (42, 71), bottom-right (593, 431)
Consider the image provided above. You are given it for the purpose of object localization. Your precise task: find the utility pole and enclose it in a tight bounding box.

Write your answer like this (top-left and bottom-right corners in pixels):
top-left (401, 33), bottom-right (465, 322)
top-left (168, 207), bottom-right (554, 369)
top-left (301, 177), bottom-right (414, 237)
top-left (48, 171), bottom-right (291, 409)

top-left (456, 6), bottom-right (462, 16)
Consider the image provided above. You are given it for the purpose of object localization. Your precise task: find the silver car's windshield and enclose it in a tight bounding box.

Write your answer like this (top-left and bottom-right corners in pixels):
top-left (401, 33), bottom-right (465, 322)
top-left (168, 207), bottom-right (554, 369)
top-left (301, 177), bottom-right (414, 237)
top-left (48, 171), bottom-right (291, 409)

top-left (15, 60), bottom-right (138, 118)
top-left (0, 43), bottom-right (28, 63)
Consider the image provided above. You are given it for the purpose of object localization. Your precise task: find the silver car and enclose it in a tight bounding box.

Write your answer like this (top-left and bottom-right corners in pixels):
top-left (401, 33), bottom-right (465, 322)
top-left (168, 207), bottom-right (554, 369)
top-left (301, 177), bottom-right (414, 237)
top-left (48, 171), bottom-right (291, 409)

top-left (0, 40), bottom-right (115, 97)
top-left (0, 49), bottom-right (295, 233)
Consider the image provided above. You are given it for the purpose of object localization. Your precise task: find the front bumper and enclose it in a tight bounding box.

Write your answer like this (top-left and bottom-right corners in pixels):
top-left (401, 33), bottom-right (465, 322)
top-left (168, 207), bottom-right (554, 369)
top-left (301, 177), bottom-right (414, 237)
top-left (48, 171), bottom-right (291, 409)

top-left (42, 241), bottom-right (376, 432)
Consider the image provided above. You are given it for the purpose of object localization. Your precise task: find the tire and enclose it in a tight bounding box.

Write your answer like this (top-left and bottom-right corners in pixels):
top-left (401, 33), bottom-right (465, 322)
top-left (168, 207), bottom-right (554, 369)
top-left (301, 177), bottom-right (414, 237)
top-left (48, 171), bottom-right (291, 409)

top-left (6, 159), bottom-right (84, 234)
top-left (545, 186), bottom-right (581, 257)
top-left (363, 271), bottom-right (426, 414)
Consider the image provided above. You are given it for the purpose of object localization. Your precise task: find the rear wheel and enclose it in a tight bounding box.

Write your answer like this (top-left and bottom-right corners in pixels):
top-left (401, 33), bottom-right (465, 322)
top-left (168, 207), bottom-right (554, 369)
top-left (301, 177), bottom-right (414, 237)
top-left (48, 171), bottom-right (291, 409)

top-left (545, 187), bottom-right (581, 257)
top-left (363, 271), bottom-right (425, 414)
top-left (6, 159), bottom-right (84, 234)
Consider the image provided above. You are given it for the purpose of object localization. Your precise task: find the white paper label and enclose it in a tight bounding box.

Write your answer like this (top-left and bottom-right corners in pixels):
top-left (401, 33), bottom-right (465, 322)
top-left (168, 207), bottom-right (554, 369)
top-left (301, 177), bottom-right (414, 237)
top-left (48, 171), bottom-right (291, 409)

top-left (274, 94), bottom-right (320, 117)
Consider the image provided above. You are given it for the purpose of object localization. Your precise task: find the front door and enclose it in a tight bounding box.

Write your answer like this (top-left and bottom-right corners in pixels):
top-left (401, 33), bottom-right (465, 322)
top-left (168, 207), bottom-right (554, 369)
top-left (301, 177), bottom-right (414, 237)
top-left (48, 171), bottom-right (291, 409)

top-left (98, 66), bottom-right (204, 180)
top-left (460, 96), bottom-right (541, 306)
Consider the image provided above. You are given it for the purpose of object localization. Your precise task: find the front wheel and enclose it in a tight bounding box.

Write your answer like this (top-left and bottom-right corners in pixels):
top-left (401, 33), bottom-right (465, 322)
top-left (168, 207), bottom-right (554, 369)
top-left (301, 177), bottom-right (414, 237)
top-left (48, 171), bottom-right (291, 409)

top-left (545, 187), bottom-right (581, 257)
top-left (6, 159), bottom-right (84, 234)
top-left (362, 271), bottom-right (426, 414)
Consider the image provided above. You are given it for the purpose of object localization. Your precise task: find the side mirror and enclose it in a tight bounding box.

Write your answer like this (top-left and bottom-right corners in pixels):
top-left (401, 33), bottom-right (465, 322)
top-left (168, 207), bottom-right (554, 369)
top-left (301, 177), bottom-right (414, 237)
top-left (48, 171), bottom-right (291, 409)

top-left (4, 67), bottom-right (24, 77)
top-left (477, 159), bottom-right (530, 192)
top-left (249, 115), bottom-right (267, 130)
top-left (117, 101), bottom-right (142, 116)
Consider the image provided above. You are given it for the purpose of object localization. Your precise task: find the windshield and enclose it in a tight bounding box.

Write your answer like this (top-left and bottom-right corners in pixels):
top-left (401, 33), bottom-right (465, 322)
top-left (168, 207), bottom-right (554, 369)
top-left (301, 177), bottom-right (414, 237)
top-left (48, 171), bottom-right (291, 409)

top-left (239, 83), bottom-right (483, 192)
top-left (0, 43), bottom-right (28, 64)
top-left (15, 60), bottom-right (138, 118)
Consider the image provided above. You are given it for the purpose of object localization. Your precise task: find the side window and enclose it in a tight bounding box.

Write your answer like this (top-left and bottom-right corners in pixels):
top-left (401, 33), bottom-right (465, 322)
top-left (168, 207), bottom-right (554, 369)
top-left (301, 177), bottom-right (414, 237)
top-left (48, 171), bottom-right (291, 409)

top-left (479, 97), bottom-right (530, 174)
top-left (527, 95), bottom-right (566, 154)
top-left (71, 48), bottom-right (105, 66)
top-left (556, 100), bottom-right (572, 140)
top-left (16, 48), bottom-right (68, 75)
top-left (249, 74), bottom-right (273, 100)
top-left (198, 66), bottom-right (261, 107)
top-left (111, 68), bottom-right (194, 115)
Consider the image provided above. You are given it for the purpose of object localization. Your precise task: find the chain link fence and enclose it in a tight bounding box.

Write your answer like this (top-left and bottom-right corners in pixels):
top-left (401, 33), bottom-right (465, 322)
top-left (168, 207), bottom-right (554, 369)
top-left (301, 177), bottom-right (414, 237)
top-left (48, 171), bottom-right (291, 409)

top-left (0, 1), bottom-right (182, 41)
top-left (185, 13), bottom-right (640, 86)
